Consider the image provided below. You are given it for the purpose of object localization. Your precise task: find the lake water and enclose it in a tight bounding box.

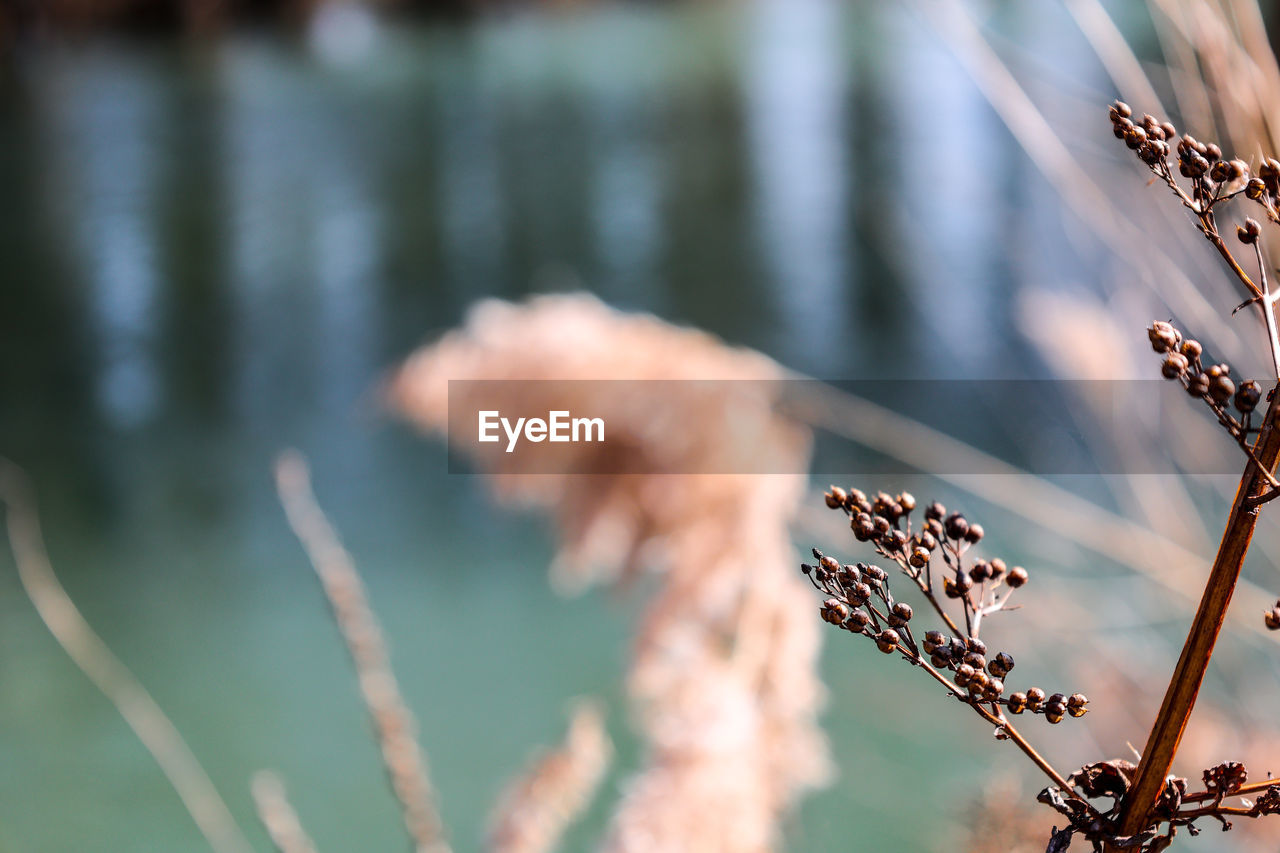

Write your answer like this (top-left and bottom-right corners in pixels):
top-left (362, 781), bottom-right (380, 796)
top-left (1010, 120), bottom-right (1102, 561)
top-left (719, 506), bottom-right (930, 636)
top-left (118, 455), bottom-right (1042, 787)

top-left (0, 2), bottom-right (1158, 851)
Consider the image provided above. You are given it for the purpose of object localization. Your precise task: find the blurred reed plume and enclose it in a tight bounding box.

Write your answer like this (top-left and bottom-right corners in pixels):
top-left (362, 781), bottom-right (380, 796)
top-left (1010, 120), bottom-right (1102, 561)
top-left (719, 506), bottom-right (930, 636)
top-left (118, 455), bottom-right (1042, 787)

top-left (487, 701), bottom-right (611, 853)
top-left (389, 293), bottom-right (831, 852)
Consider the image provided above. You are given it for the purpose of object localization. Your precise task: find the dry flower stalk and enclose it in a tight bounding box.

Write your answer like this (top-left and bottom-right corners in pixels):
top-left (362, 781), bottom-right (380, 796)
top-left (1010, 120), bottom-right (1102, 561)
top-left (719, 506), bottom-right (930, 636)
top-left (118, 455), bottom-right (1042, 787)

top-left (486, 701), bottom-right (612, 853)
top-left (0, 458), bottom-right (255, 853)
top-left (389, 293), bottom-right (830, 853)
top-left (251, 771), bottom-right (321, 853)
top-left (275, 451), bottom-right (451, 853)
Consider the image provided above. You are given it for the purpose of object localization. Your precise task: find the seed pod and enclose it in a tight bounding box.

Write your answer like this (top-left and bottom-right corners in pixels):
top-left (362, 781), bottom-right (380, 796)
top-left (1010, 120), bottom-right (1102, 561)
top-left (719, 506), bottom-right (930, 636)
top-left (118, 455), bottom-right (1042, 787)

top-left (819, 556), bottom-right (839, 573)
top-left (800, 563), bottom-right (813, 575)
top-left (964, 523), bottom-right (984, 544)
top-left (1187, 373), bottom-right (1210, 397)
top-left (924, 630), bottom-right (946, 649)
top-left (967, 676), bottom-right (987, 697)
top-left (853, 514), bottom-right (875, 541)
top-left (849, 582), bottom-right (872, 605)
top-left (1205, 143), bottom-right (1222, 162)
top-left (1007, 692), bottom-right (1027, 714)
top-left (1235, 380), bottom-right (1262, 414)
top-left (1160, 122), bottom-right (1177, 142)
top-left (918, 531), bottom-right (938, 551)
top-left (1067, 693), bottom-right (1089, 717)
top-left (988, 652), bottom-right (1015, 679)
top-left (984, 679), bottom-right (1004, 700)
top-left (909, 547), bottom-right (930, 568)
top-left (925, 501), bottom-right (946, 521)
top-left (1007, 566), bottom-right (1029, 588)
top-left (890, 602), bottom-right (913, 625)
top-left (825, 487), bottom-right (848, 509)
top-left (1148, 321), bottom-right (1180, 353)
top-left (1210, 374), bottom-right (1235, 404)
top-left (1265, 607), bottom-right (1280, 631)
top-left (898, 492), bottom-right (917, 513)
top-left (1181, 339), bottom-right (1202, 361)
top-left (969, 560), bottom-right (991, 582)
top-left (988, 558), bottom-right (1007, 579)
top-left (954, 664), bottom-right (975, 687)
top-left (846, 610), bottom-right (871, 632)
top-left (1210, 159), bottom-right (1231, 182)
top-left (1045, 704), bottom-right (1065, 724)
top-left (966, 637), bottom-right (987, 655)
top-left (1026, 687), bottom-right (1046, 712)
top-left (873, 516), bottom-right (892, 535)
top-left (944, 513), bottom-right (970, 540)
top-left (1238, 218), bottom-right (1261, 245)
top-left (821, 599), bottom-right (850, 625)
top-left (1230, 159), bottom-right (1248, 181)
top-left (930, 651), bottom-right (952, 668)
top-left (862, 565), bottom-right (887, 583)
top-left (1110, 100), bottom-right (1132, 119)
top-left (949, 638), bottom-right (968, 659)
top-left (963, 652), bottom-right (986, 671)
top-left (1248, 177), bottom-right (1267, 199)
top-left (1162, 352), bottom-right (1189, 378)
top-left (883, 529), bottom-right (909, 553)
top-left (876, 629), bottom-right (900, 654)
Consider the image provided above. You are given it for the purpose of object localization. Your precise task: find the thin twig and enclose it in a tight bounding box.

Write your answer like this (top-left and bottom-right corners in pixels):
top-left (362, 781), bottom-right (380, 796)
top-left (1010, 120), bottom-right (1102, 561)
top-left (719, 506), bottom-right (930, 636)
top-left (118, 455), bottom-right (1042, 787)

top-left (275, 450), bottom-right (452, 853)
top-left (0, 458), bottom-right (253, 853)
top-left (251, 771), bottom-right (320, 853)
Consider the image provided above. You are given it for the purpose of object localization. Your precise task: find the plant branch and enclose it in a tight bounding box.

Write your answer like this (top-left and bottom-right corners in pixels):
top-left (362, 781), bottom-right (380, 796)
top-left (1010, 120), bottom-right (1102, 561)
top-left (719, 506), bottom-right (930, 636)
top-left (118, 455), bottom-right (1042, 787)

top-left (1110, 389), bottom-right (1280, 846)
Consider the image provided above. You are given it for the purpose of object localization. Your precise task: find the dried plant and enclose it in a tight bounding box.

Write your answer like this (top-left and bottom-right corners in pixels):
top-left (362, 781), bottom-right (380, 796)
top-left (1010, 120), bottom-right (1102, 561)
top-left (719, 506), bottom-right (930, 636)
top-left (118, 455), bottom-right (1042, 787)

top-left (389, 293), bottom-right (830, 853)
top-left (486, 701), bottom-right (612, 853)
top-left (806, 100), bottom-right (1280, 853)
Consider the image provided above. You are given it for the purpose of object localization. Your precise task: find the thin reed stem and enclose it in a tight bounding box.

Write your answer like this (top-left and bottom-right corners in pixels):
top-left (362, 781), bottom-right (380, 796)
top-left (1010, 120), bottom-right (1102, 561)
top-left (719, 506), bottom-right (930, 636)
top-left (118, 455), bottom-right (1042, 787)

top-left (252, 771), bottom-right (320, 853)
top-left (275, 450), bottom-right (452, 853)
top-left (0, 458), bottom-right (253, 853)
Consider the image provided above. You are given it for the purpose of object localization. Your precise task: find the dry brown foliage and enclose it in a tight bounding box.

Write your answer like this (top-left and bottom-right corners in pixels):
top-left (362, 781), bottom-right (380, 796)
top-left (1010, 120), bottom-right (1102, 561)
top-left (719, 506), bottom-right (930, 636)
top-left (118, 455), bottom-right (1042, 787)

top-left (389, 293), bottom-right (830, 853)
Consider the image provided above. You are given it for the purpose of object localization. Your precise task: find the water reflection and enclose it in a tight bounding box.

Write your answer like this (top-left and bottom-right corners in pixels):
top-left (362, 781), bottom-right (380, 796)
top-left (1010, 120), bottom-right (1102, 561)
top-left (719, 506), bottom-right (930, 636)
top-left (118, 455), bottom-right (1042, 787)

top-left (0, 6), bottom-right (1113, 852)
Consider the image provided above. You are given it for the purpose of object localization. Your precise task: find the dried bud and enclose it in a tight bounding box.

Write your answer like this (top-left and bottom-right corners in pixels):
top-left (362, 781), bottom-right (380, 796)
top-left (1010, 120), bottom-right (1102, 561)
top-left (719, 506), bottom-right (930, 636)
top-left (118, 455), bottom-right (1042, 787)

top-left (1181, 339), bottom-right (1202, 361)
top-left (1235, 380), bottom-right (1262, 414)
top-left (963, 651), bottom-right (987, 671)
top-left (846, 610), bottom-right (871, 632)
top-left (1238, 217), bottom-right (1261, 245)
top-left (1007, 692), bottom-right (1027, 714)
top-left (825, 486), bottom-right (848, 509)
top-left (1045, 704), bottom-right (1066, 724)
top-left (989, 652), bottom-right (1015, 679)
top-left (944, 513), bottom-right (969, 540)
top-left (853, 513), bottom-right (875, 541)
top-left (988, 558), bottom-right (1007, 578)
top-left (1210, 374), bottom-right (1235, 404)
top-left (1110, 100), bottom-right (1132, 119)
top-left (966, 637), bottom-right (987, 655)
top-left (1067, 693), bottom-right (1090, 718)
top-left (821, 599), bottom-right (850, 625)
top-left (954, 663), bottom-right (975, 686)
top-left (969, 560), bottom-right (991, 582)
top-left (898, 492), bottom-right (916, 513)
top-left (925, 501), bottom-right (946, 521)
top-left (1210, 159), bottom-right (1231, 182)
top-left (909, 547), bottom-right (930, 568)
top-left (1026, 687), bottom-right (1046, 711)
top-left (964, 523), bottom-right (984, 544)
top-left (1205, 142), bottom-right (1222, 162)
top-left (1187, 372), bottom-right (1210, 397)
top-left (1265, 607), bottom-right (1280, 631)
top-left (889, 601), bottom-right (913, 626)
top-left (930, 651), bottom-right (952, 668)
top-left (923, 630), bottom-right (947, 650)
top-left (1162, 352), bottom-right (1189, 378)
top-left (1230, 159), bottom-right (1248, 181)
top-left (876, 629), bottom-right (900, 654)
top-left (1007, 566), bottom-right (1029, 588)
top-left (1248, 177), bottom-right (1267, 199)
top-left (1148, 321), bottom-right (1180, 353)
top-left (984, 678), bottom-right (1004, 700)
top-left (849, 582), bottom-right (872, 605)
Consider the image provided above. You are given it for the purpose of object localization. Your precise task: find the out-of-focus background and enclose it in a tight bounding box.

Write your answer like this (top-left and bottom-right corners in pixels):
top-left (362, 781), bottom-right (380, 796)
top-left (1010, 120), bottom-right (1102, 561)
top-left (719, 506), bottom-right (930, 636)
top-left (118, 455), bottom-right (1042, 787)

top-left (4, 1), bottom-right (1280, 851)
